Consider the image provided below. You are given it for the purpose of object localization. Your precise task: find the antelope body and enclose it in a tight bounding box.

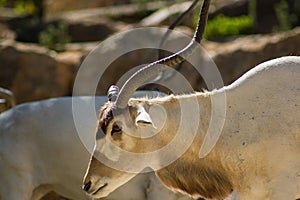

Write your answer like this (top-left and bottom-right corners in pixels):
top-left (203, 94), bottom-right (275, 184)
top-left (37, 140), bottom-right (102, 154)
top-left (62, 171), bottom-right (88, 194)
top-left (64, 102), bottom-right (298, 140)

top-left (82, 0), bottom-right (300, 199)
top-left (83, 56), bottom-right (300, 200)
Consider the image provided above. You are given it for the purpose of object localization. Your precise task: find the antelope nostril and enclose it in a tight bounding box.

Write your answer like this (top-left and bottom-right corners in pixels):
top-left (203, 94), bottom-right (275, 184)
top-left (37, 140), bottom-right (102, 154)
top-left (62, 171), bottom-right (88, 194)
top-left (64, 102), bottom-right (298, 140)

top-left (83, 180), bottom-right (92, 192)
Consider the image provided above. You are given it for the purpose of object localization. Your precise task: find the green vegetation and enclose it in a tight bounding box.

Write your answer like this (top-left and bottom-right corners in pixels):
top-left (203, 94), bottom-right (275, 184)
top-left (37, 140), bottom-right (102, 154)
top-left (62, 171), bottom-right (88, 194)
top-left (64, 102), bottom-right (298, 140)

top-left (0, 0), bottom-right (43, 20)
top-left (14, 0), bottom-right (36, 15)
top-left (274, 0), bottom-right (293, 31)
top-left (38, 22), bottom-right (70, 52)
top-left (248, 0), bottom-right (256, 21)
top-left (192, 0), bottom-right (299, 39)
top-left (0, 0), bottom-right (6, 7)
top-left (204, 15), bottom-right (254, 39)
top-left (192, 1), bottom-right (255, 40)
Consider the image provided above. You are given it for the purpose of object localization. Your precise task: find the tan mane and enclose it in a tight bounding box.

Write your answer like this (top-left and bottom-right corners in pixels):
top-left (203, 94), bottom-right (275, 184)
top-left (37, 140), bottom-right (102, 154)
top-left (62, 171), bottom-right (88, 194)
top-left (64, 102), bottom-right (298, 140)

top-left (156, 157), bottom-right (233, 199)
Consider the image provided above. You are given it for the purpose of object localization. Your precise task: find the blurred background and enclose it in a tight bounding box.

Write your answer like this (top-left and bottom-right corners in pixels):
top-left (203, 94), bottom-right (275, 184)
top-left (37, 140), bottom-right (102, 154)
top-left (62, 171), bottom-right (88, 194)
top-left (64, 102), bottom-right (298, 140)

top-left (1, 0), bottom-right (300, 104)
top-left (0, 0), bottom-right (299, 199)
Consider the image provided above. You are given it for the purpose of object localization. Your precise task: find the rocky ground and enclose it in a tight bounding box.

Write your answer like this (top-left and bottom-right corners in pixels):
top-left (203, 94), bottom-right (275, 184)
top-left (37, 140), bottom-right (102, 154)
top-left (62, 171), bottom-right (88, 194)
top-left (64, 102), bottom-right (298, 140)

top-left (1, 25), bottom-right (299, 104)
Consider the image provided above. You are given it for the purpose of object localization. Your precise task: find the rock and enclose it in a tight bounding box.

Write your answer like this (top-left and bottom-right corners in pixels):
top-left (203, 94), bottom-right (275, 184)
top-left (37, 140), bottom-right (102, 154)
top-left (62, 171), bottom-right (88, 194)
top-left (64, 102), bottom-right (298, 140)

top-left (63, 17), bottom-right (119, 43)
top-left (64, 42), bottom-right (98, 53)
top-left (7, 16), bottom-right (121, 44)
top-left (44, 0), bottom-right (111, 18)
top-left (56, 51), bottom-right (83, 65)
top-left (139, 0), bottom-right (249, 28)
top-left (0, 8), bottom-right (19, 22)
top-left (209, 0), bottom-right (249, 19)
top-left (0, 40), bottom-right (82, 103)
top-left (1, 25), bottom-right (299, 104)
top-left (0, 23), bottom-right (15, 40)
top-left (139, 2), bottom-right (196, 28)
top-left (204, 26), bottom-right (300, 85)
top-left (46, 1), bottom-right (171, 20)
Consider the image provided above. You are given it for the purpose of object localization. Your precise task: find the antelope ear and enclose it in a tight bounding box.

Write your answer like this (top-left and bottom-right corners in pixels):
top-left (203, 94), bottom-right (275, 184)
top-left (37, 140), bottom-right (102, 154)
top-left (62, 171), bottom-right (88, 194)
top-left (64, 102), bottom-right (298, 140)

top-left (135, 105), bottom-right (155, 128)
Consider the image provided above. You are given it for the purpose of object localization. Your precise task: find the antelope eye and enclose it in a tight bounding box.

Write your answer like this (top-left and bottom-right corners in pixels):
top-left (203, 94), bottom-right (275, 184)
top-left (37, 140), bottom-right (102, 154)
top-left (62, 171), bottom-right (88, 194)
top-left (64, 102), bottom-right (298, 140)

top-left (111, 123), bottom-right (122, 136)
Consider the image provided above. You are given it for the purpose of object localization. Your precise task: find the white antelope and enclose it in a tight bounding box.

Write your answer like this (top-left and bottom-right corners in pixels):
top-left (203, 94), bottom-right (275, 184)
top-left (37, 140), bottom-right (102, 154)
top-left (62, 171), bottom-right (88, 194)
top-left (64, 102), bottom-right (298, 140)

top-left (0, 95), bottom-right (193, 200)
top-left (83, 0), bottom-right (300, 199)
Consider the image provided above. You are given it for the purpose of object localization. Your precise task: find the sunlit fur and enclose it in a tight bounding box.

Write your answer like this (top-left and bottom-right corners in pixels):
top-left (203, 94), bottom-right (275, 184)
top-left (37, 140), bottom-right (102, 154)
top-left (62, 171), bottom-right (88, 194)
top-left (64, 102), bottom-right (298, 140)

top-left (84, 56), bottom-right (300, 200)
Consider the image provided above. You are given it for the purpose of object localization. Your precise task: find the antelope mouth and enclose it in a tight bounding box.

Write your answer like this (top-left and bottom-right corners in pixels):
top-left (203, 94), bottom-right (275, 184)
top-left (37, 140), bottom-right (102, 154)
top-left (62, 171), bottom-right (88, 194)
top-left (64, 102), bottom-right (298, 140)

top-left (92, 183), bottom-right (108, 196)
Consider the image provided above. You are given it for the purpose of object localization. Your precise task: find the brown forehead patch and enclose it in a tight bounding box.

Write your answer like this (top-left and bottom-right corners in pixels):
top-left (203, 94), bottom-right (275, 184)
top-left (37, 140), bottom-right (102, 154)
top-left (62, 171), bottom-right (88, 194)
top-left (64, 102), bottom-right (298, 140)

top-left (98, 102), bottom-right (115, 134)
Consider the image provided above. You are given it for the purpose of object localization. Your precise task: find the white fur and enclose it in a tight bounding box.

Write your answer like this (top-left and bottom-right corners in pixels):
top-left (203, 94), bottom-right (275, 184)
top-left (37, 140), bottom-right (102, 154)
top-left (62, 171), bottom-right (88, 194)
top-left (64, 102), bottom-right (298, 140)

top-left (85, 56), bottom-right (300, 200)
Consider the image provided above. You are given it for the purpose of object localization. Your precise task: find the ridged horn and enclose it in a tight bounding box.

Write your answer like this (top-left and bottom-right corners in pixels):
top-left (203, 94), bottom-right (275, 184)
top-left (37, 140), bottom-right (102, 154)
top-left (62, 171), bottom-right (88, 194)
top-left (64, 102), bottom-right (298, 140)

top-left (0, 87), bottom-right (16, 110)
top-left (115, 0), bottom-right (211, 109)
top-left (107, 85), bottom-right (119, 102)
top-left (158, 0), bottom-right (199, 60)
